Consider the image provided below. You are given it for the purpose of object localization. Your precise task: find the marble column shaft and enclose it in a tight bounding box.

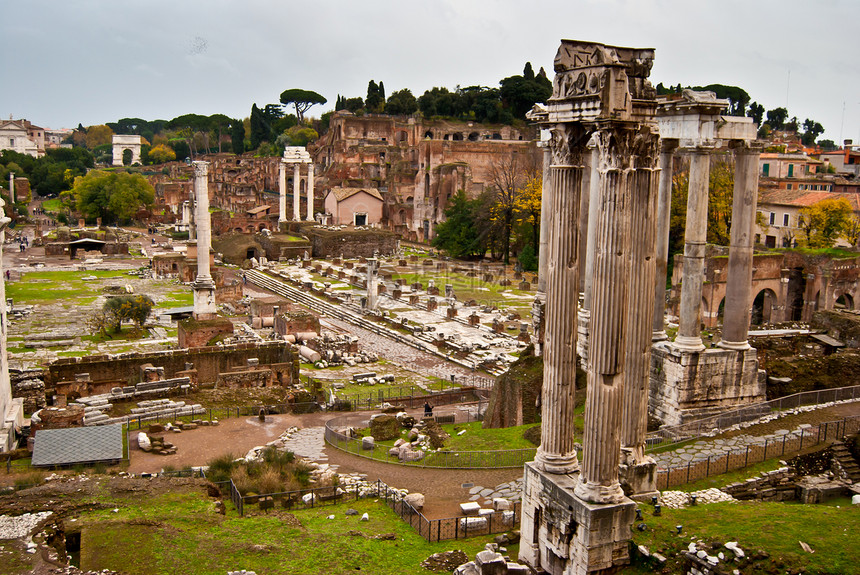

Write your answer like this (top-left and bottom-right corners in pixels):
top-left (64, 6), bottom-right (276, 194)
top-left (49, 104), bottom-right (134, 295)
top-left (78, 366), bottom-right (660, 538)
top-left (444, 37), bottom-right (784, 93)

top-left (292, 164), bottom-right (301, 221)
top-left (674, 148), bottom-right (711, 351)
top-left (306, 164), bottom-right (315, 221)
top-left (652, 144), bottom-right (677, 340)
top-left (534, 165), bottom-right (582, 474)
top-left (193, 162), bottom-right (212, 281)
top-left (720, 145), bottom-right (761, 349)
top-left (621, 166), bottom-right (660, 460)
top-left (278, 161), bottom-right (287, 223)
top-left (536, 146), bottom-right (552, 294)
top-left (8, 174), bottom-right (13, 204)
top-left (575, 137), bottom-right (634, 504)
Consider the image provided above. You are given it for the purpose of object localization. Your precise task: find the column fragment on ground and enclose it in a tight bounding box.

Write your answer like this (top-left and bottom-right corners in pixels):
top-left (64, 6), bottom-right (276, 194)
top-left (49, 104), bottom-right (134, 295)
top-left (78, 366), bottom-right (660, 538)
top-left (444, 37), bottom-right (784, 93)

top-left (673, 147), bottom-right (712, 352)
top-left (191, 161), bottom-right (217, 320)
top-left (534, 159), bottom-right (582, 474)
top-left (719, 143), bottom-right (763, 350)
top-left (652, 142), bottom-right (677, 341)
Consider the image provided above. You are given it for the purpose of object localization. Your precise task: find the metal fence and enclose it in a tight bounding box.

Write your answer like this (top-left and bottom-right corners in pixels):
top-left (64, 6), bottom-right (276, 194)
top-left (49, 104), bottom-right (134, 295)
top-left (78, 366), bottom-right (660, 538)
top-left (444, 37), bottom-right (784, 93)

top-left (655, 414), bottom-right (860, 490)
top-left (646, 384), bottom-right (860, 450)
top-left (215, 476), bottom-right (521, 542)
top-left (324, 407), bottom-right (537, 469)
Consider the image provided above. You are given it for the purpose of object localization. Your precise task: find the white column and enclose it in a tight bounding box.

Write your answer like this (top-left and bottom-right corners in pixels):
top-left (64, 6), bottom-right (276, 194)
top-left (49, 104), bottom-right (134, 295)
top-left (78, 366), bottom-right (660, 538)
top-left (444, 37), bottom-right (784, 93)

top-left (192, 161), bottom-right (217, 320)
top-left (278, 161), bottom-right (287, 224)
top-left (652, 142), bottom-right (677, 340)
top-left (8, 174), bottom-right (13, 204)
top-left (292, 164), bottom-right (301, 221)
top-left (306, 163), bottom-right (315, 221)
top-left (0, 198), bottom-right (13, 442)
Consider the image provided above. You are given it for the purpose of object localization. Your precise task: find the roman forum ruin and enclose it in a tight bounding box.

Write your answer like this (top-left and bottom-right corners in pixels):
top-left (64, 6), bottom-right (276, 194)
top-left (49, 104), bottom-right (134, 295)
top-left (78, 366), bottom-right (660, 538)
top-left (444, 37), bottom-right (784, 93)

top-left (191, 160), bottom-right (217, 320)
top-left (520, 38), bottom-right (765, 574)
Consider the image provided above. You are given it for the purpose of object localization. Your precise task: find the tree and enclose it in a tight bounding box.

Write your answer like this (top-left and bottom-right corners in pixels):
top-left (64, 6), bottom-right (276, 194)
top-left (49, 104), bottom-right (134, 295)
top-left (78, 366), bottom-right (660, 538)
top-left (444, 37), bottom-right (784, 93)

top-left (279, 89), bottom-right (327, 124)
top-left (385, 89), bottom-right (418, 115)
top-left (85, 125), bottom-right (114, 150)
top-left (488, 150), bottom-right (540, 264)
top-left (747, 102), bottom-right (764, 126)
top-left (365, 80), bottom-right (385, 113)
top-left (231, 118), bottom-right (246, 154)
top-left (72, 170), bottom-right (155, 224)
top-left (513, 173), bottom-right (542, 256)
top-left (167, 114), bottom-right (211, 158)
top-left (103, 294), bottom-right (154, 333)
top-left (500, 62), bottom-right (554, 119)
top-left (432, 190), bottom-right (487, 258)
top-left (282, 125), bottom-right (319, 147)
top-left (765, 108), bottom-right (788, 131)
top-left (209, 114), bottom-right (233, 153)
top-left (147, 144), bottom-right (176, 164)
top-left (801, 118), bottom-right (825, 146)
top-left (797, 198), bottom-right (853, 248)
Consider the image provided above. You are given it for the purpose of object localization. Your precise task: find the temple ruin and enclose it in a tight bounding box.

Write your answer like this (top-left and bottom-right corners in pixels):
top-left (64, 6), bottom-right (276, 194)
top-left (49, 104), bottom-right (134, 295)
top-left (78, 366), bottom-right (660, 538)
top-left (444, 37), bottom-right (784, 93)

top-left (520, 40), bottom-right (660, 575)
top-left (280, 146), bottom-right (315, 224)
top-left (0, 195), bottom-right (24, 452)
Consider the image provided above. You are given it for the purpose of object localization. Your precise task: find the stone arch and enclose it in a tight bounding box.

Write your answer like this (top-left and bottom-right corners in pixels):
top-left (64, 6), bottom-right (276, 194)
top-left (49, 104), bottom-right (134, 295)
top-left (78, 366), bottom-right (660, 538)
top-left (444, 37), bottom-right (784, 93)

top-left (452, 132), bottom-right (463, 141)
top-left (258, 223), bottom-right (267, 232)
top-left (398, 131), bottom-right (408, 143)
top-left (234, 227), bottom-right (244, 233)
top-left (717, 297), bottom-right (726, 324)
top-left (398, 209), bottom-right (407, 224)
top-left (751, 288), bottom-right (777, 325)
top-left (468, 132), bottom-right (479, 141)
top-left (786, 267), bottom-right (806, 321)
top-left (246, 226), bottom-right (255, 233)
top-left (406, 196), bottom-right (414, 204)
top-left (424, 131), bottom-right (433, 139)
top-left (492, 133), bottom-right (502, 140)
top-left (835, 292), bottom-right (855, 310)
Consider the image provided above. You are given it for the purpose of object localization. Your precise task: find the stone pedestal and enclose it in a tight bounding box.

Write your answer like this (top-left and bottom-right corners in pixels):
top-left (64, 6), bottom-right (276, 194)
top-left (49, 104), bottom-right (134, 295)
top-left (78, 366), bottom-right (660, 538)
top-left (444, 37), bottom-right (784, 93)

top-left (649, 343), bottom-right (765, 426)
top-left (520, 462), bottom-right (635, 575)
top-left (618, 452), bottom-right (658, 502)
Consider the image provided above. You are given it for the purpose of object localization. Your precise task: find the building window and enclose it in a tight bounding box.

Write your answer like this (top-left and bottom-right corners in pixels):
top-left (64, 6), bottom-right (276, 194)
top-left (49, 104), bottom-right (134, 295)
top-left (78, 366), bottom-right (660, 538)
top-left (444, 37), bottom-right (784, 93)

top-left (787, 184), bottom-right (793, 190)
top-left (762, 163), bottom-right (769, 176)
top-left (783, 213), bottom-right (790, 227)
top-left (9, 138), bottom-right (14, 147)
top-left (769, 212), bottom-right (775, 225)
top-left (788, 164), bottom-right (794, 177)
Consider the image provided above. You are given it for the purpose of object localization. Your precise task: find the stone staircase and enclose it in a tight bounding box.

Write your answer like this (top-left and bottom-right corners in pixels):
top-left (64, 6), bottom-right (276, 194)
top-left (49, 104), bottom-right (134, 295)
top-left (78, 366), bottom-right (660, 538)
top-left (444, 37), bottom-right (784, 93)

top-left (831, 441), bottom-right (860, 484)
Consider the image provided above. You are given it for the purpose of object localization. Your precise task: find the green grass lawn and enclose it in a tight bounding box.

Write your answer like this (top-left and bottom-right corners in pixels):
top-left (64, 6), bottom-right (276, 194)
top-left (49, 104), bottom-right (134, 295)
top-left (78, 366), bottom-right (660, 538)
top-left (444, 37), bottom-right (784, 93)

top-left (629, 500), bottom-right (860, 575)
top-left (75, 490), bottom-right (498, 575)
top-left (7, 270), bottom-right (129, 303)
top-left (441, 421), bottom-right (539, 451)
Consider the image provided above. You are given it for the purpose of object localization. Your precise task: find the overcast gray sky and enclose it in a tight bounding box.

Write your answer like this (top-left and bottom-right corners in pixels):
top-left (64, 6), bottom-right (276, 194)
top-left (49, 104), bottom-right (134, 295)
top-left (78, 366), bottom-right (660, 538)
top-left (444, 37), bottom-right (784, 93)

top-left (2, 0), bottom-right (859, 144)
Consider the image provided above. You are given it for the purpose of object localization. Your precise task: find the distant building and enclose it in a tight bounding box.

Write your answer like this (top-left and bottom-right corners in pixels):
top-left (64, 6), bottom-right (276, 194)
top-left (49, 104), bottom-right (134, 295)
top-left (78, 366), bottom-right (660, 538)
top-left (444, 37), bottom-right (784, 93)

top-left (755, 188), bottom-right (860, 248)
top-left (324, 187), bottom-right (384, 227)
top-left (819, 140), bottom-right (860, 177)
top-left (0, 119), bottom-right (45, 157)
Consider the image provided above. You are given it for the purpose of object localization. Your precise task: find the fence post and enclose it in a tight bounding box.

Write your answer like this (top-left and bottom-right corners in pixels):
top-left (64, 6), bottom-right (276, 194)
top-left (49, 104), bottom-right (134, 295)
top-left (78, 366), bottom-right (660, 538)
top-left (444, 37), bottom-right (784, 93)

top-left (687, 461), bottom-right (691, 484)
top-left (800, 427), bottom-right (804, 449)
top-left (782, 434), bottom-right (786, 455)
top-left (706, 456), bottom-right (710, 477)
top-left (745, 445), bottom-right (749, 468)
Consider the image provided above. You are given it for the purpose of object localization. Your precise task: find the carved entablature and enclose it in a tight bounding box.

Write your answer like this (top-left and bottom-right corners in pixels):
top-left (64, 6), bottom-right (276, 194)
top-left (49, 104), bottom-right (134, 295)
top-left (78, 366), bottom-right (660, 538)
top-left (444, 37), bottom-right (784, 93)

top-left (548, 40), bottom-right (656, 124)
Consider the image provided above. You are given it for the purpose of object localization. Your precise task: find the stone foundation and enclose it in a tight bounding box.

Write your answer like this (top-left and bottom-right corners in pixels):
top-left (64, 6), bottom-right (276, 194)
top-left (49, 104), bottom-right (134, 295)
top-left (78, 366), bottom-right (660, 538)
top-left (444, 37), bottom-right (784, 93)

top-left (178, 317), bottom-right (235, 349)
top-left (649, 343), bottom-right (765, 426)
top-left (519, 462), bottom-right (635, 575)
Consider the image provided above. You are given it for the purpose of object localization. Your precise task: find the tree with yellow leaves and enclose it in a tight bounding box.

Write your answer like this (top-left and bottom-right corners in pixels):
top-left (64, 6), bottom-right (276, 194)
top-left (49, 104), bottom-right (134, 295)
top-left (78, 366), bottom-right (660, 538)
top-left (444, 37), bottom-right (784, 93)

top-left (487, 150), bottom-right (540, 264)
top-left (797, 197), bottom-right (854, 248)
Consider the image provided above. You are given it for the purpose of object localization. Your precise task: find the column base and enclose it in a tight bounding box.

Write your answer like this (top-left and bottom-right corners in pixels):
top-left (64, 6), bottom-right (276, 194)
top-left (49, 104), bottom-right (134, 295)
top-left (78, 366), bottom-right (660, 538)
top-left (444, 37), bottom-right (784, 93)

top-left (619, 452), bottom-right (658, 502)
top-left (520, 462), bottom-right (635, 575)
top-left (573, 479), bottom-right (627, 505)
top-left (535, 449), bottom-right (580, 475)
top-left (716, 339), bottom-right (751, 351)
top-left (671, 335), bottom-right (705, 352)
top-left (651, 330), bottom-right (668, 342)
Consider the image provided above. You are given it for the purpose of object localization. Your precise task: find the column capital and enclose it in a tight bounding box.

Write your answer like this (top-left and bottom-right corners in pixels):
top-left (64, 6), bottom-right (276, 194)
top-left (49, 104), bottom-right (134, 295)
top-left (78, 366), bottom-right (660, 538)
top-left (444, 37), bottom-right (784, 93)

top-left (192, 161), bottom-right (209, 177)
top-left (728, 139), bottom-right (765, 153)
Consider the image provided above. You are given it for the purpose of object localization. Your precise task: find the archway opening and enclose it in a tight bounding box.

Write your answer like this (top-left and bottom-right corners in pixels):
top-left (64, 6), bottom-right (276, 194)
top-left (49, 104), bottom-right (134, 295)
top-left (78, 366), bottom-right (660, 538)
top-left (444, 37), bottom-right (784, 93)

top-left (751, 288), bottom-right (777, 325)
top-left (835, 293), bottom-right (855, 310)
top-left (786, 267), bottom-right (806, 321)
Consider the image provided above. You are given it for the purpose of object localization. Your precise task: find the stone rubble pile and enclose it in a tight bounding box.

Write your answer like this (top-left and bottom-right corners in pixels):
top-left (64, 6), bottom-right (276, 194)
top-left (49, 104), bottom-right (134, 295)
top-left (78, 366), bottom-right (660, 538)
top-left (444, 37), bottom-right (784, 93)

top-left (683, 539), bottom-right (747, 575)
top-left (659, 488), bottom-right (736, 509)
top-left (453, 541), bottom-right (529, 575)
top-left (722, 466), bottom-right (797, 501)
top-left (0, 511), bottom-right (52, 539)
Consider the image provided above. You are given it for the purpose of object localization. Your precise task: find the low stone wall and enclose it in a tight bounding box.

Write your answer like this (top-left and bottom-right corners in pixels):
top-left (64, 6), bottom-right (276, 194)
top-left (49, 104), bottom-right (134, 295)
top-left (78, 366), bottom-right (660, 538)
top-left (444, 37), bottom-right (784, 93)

top-left (721, 466), bottom-right (798, 501)
top-left (306, 228), bottom-right (398, 259)
top-left (46, 342), bottom-right (298, 389)
top-left (216, 368), bottom-right (273, 388)
top-left (11, 370), bottom-right (46, 414)
top-left (178, 317), bottom-right (235, 348)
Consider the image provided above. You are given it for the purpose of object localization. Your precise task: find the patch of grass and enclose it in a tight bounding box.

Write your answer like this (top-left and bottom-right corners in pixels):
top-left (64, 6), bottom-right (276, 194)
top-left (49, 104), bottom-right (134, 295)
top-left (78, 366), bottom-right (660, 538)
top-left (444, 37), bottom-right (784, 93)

top-left (441, 421), bottom-right (541, 451)
top-left (631, 500), bottom-right (860, 575)
top-left (76, 489), bottom-right (495, 575)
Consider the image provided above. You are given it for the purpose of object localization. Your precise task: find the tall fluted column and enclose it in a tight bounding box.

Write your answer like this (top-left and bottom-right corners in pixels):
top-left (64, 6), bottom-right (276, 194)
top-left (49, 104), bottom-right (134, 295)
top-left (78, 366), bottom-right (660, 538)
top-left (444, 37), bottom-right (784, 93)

top-left (652, 142), bottom-right (677, 340)
top-left (673, 148), bottom-right (712, 352)
top-left (292, 164), bottom-right (301, 221)
top-left (621, 164), bottom-right (660, 464)
top-left (574, 128), bottom-right (644, 505)
top-left (719, 143), bottom-right (762, 349)
top-left (306, 163), bottom-right (315, 221)
top-left (278, 161), bottom-right (287, 224)
top-left (0, 196), bottom-right (12, 432)
top-left (192, 161), bottom-right (216, 319)
top-left (532, 144), bottom-right (552, 355)
top-left (8, 173), bottom-right (13, 204)
top-left (534, 162), bottom-right (582, 474)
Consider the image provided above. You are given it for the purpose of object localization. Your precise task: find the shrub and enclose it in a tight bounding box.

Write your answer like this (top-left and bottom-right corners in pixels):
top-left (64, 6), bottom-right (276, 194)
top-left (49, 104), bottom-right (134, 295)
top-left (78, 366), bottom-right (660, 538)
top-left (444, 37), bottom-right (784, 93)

top-left (206, 452), bottom-right (238, 483)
